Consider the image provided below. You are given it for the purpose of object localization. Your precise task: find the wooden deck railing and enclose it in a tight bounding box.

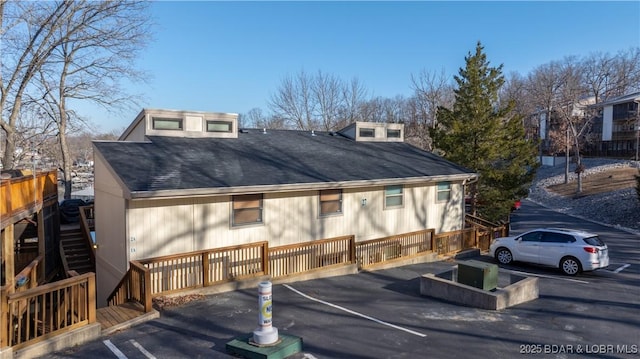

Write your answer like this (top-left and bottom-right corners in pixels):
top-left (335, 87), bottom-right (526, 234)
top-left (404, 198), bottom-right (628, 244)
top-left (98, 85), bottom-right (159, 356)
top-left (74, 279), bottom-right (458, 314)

top-left (355, 229), bottom-right (435, 268)
top-left (1, 273), bottom-right (95, 350)
top-left (434, 228), bottom-right (478, 255)
top-left (107, 261), bottom-right (152, 312)
top-left (465, 213), bottom-right (499, 228)
top-left (105, 224), bottom-right (498, 312)
top-left (0, 170), bottom-right (57, 228)
top-left (78, 205), bottom-right (96, 265)
top-left (107, 241), bottom-right (269, 305)
top-left (13, 255), bottom-right (44, 293)
top-left (269, 235), bottom-right (355, 278)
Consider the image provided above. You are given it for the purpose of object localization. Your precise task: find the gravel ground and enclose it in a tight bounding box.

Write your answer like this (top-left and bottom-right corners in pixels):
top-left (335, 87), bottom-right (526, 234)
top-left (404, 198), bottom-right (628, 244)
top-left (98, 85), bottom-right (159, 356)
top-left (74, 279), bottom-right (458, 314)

top-left (527, 158), bottom-right (640, 233)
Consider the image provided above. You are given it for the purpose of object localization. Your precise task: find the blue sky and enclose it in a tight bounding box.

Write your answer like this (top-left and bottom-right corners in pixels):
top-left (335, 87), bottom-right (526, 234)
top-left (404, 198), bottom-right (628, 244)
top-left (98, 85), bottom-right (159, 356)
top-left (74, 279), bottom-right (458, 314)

top-left (86, 1), bottom-right (640, 133)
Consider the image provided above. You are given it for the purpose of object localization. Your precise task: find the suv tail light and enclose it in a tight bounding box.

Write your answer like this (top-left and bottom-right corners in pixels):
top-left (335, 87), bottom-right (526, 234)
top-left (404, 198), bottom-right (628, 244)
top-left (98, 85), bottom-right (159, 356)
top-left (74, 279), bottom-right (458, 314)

top-left (583, 247), bottom-right (598, 253)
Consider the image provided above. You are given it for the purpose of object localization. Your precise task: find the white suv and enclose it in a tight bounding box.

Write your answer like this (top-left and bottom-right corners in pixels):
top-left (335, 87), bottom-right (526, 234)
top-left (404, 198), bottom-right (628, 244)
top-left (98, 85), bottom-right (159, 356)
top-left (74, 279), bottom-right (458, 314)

top-left (489, 228), bottom-right (609, 275)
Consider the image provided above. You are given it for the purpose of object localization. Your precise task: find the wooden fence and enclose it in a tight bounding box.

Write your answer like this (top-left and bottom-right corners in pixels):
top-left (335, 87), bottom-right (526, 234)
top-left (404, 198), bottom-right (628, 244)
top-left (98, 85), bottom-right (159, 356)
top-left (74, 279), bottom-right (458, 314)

top-left (109, 241), bottom-right (269, 302)
top-left (356, 229), bottom-right (434, 268)
top-left (106, 225), bottom-right (503, 314)
top-left (1, 273), bottom-right (96, 350)
top-left (269, 235), bottom-right (355, 278)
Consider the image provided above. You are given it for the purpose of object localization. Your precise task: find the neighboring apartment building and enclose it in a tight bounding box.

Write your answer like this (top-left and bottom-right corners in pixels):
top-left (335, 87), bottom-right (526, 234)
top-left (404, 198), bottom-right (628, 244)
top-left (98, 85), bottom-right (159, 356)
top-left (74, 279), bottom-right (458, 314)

top-left (585, 92), bottom-right (640, 158)
top-left (526, 92), bottom-right (640, 159)
top-left (92, 109), bottom-right (478, 305)
top-left (527, 96), bottom-right (596, 157)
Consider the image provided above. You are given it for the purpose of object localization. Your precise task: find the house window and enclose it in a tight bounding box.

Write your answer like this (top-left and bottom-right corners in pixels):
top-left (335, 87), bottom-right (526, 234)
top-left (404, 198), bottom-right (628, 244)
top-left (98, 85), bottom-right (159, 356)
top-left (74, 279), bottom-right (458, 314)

top-left (152, 117), bottom-right (183, 130)
top-left (232, 194), bottom-right (263, 226)
top-left (319, 189), bottom-right (342, 216)
top-left (359, 128), bottom-right (375, 138)
top-left (437, 182), bottom-right (451, 202)
top-left (207, 120), bottom-right (233, 133)
top-left (387, 129), bottom-right (401, 138)
top-left (385, 185), bottom-right (403, 208)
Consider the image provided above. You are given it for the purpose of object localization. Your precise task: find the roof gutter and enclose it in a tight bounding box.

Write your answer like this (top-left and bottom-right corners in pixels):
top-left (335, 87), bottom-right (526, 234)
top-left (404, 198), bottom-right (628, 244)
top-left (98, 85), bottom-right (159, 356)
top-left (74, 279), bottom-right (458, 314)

top-left (126, 173), bottom-right (479, 200)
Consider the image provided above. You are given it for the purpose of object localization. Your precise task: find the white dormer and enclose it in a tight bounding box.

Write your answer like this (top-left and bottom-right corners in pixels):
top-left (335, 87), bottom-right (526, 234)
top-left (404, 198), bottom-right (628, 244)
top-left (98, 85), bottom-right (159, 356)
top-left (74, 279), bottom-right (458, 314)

top-left (119, 108), bottom-right (239, 141)
top-left (338, 121), bottom-right (404, 142)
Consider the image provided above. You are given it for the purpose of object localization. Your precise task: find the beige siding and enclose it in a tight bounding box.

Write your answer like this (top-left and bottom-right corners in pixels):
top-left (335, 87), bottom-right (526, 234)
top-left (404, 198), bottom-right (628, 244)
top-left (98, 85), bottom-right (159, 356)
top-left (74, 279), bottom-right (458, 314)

top-left (94, 155), bottom-right (128, 307)
top-left (123, 119), bottom-right (146, 142)
top-left (125, 182), bottom-right (466, 260)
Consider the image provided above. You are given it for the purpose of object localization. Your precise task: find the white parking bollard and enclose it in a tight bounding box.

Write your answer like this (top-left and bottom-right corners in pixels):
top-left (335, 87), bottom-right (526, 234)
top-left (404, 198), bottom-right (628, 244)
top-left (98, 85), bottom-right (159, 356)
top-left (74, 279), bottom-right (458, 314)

top-left (252, 281), bottom-right (279, 345)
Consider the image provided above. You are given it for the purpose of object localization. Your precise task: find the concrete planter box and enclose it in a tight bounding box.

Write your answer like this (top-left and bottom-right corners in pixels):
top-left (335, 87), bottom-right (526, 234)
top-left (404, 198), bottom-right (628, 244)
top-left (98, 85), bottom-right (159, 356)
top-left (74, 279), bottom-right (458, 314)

top-left (420, 266), bottom-right (539, 310)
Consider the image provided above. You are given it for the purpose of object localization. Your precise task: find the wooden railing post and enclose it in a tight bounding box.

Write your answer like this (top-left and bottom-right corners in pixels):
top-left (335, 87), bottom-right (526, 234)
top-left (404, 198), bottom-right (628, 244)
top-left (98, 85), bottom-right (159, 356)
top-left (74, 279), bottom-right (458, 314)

top-left (349, 235), bottom-right (356, 264)
top-left (262, 242), bottom-right (269, 276)
top-left (201, 252), bottom-right (210, 287)
top-left (0, 286), bottom-right (8, 347)
top-left (87, 274), bottom-right (96, 324)
top-left (143, 267), bottom-right (152, 312)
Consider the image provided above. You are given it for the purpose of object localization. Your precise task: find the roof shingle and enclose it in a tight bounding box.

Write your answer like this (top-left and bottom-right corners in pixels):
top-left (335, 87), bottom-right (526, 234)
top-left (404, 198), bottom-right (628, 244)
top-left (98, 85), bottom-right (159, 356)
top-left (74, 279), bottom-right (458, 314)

top-left (94, 129), bottom-right (476, 193)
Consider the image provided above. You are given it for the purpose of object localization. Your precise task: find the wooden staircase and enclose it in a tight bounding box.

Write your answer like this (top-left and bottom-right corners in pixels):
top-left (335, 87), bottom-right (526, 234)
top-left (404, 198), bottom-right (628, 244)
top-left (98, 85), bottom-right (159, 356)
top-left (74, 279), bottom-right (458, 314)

top-left (60, 227), bottom-right (95, 275)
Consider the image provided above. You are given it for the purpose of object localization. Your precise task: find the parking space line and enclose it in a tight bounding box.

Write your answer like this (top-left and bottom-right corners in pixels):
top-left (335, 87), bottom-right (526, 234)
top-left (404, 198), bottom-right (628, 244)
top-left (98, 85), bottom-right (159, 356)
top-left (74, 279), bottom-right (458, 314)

top-left (129, 339), bottom-right (156, 359)
top-left (613, 264), bottom-right (631, 273)
top-left (500, 269), bottom-right (590, 284)
top-left (103, 340), bottom-right (127, 359)
top-left (283, 284), bottom-right (427, 337)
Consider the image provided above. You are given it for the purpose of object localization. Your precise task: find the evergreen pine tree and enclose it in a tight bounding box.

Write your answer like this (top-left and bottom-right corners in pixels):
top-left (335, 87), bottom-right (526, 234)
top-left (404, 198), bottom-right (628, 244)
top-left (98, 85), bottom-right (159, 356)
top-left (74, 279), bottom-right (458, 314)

top-left (431, 42), bottom-right (539, 222)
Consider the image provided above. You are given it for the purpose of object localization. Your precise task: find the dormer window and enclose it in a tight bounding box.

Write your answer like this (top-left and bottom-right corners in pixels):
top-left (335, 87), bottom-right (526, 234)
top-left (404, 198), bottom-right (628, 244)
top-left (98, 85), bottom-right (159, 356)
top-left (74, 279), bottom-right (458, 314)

top-left (387, 129), bottom-right (401, 138)
top-left (207, 120), bottom-right (233, 133)
top-left (359, 128), bottom-right (375, 138)
top-left (153, 117), bottom-right (183, 130)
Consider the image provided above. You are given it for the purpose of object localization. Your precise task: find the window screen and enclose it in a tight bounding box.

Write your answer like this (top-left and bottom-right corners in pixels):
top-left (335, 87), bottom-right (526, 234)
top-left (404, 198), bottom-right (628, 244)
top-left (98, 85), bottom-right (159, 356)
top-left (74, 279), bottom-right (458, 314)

top-left (153, 117), bottom-right (183, 130)
top-left (359, 128), bottom-right (375, 137)
top-left (387, 129), bottom-right (401, 138)
top-left (232, 194), bottom-right (263, 226)
top-left (320, 189), bottom-right (342, 216)
top-left (207, 120), bottom-right (233, 133)
top-left (436, 182), bottom-right (451, 202)
top-left (385, 185), bottom-right (403, 207)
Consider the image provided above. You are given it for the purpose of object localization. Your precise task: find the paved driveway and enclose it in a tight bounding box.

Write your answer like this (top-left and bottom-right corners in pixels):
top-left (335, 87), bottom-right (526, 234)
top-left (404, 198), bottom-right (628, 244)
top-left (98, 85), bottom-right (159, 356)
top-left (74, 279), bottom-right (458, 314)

top-left (47, 200), bottom-right (640, 358)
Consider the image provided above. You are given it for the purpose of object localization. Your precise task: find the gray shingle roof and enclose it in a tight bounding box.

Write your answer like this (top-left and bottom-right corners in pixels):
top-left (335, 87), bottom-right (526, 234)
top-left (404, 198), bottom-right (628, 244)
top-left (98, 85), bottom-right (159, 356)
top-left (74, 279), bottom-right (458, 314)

top-left (94, 129), bottom-right (476, 194)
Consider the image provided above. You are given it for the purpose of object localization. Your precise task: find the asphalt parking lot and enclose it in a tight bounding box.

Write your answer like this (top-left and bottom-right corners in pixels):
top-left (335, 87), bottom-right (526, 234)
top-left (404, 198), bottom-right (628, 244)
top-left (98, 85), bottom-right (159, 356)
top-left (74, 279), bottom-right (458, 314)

top-left (47, 201), bottom-right (640, 359)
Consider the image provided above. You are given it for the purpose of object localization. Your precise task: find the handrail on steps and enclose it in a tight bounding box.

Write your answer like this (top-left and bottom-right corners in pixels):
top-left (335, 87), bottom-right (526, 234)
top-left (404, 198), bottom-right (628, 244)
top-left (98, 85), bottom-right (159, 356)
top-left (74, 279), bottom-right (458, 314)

top-left (106, 260), bottom-right (152, 313)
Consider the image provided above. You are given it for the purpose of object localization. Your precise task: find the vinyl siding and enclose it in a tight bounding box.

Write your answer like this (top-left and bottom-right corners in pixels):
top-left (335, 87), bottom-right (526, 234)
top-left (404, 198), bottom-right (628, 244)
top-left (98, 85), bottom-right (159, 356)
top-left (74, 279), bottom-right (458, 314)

top-left (125, 182), bottom-right (465, 259)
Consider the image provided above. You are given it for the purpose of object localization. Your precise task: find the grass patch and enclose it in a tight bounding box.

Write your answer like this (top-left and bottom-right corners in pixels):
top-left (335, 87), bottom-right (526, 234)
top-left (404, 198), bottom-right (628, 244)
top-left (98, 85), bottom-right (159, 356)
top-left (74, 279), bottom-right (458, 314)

top-left (547, 167), bottom-right (638, 197)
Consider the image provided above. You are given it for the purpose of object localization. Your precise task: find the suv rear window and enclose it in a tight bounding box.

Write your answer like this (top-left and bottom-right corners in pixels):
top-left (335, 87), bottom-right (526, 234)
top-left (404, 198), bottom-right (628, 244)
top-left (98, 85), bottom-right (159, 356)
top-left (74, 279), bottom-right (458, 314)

top-left (582, 236), bottom-right (605, 246)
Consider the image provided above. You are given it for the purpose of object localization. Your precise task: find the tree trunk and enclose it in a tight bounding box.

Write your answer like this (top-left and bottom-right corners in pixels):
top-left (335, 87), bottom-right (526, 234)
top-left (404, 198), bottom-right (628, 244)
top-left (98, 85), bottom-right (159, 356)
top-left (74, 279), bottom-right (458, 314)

top-left (576, 157), bottom-right (583, 195)
top-left (58, 104), bottom-right (73, 199)
top-left (60, 135), bottom-right (73, 199)
top-left (2, 128), bottom-right (16, 169)
top-left (564, 128), bottom-right (570, 184)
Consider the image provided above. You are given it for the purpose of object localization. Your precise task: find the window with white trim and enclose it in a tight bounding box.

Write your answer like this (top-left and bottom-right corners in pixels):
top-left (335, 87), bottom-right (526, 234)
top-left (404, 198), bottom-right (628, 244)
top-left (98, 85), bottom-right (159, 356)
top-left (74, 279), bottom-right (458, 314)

top-left (359, 128), bottom-right (375, 138)
top-left (152, 117), bottom-right (183, 130)
top-left (207, 120), bottom-right (233, 133)
top-left (437, 182), bottom-right (451, 202)
top-left (384, 185), bottom-right (403, 208)
top-left (386, 129), bottom-right (401, 138)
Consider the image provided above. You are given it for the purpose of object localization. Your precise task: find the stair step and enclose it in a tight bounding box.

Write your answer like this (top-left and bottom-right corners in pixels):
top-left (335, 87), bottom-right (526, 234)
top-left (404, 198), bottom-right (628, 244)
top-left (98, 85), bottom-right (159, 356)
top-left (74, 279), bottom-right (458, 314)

top-left (62, 244), bottom-right (88, 250)
top-left (61, 233), bottom-right (83, 238)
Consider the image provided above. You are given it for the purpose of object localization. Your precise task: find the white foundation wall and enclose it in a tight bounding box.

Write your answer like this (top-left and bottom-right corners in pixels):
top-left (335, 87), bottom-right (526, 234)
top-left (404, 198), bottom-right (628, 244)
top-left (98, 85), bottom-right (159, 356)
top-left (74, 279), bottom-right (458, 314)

top-left (126, 182), bottom-right (466, 259)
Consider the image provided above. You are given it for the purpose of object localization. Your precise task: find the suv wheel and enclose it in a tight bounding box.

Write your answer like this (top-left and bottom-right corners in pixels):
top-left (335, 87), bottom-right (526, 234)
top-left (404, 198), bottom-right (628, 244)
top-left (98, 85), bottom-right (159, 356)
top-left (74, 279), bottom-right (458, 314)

top-left (560, 257), bottom-right (581, 276)
top-left (496, 248), bottom-right (513, 264)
